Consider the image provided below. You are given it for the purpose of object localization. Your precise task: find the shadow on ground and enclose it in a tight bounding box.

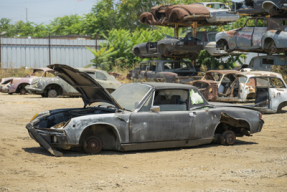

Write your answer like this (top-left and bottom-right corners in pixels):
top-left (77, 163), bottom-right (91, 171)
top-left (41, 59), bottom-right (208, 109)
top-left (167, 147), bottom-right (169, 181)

top-left (22, 139), bottom-right (258, 157)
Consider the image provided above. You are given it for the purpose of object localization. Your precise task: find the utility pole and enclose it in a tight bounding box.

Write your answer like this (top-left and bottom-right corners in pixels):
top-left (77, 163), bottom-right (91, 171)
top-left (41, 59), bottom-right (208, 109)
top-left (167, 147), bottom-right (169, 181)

top-left (26, 8), bottom-right (28, 23)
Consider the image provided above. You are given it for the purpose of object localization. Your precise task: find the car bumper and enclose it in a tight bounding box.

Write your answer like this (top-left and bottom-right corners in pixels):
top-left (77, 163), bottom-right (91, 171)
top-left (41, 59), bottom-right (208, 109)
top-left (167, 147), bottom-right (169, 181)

top-left (26, 87), bottom-right (44, 94)
top-left (26, 123), bottom-right (69, 157)
top-left (258, 119), bottom-right (264, 133)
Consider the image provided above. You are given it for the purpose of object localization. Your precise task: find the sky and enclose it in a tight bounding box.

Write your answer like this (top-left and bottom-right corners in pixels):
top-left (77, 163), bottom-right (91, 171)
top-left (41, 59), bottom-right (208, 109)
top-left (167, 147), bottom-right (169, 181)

top-left (0, 0), bottom-right (98, 25)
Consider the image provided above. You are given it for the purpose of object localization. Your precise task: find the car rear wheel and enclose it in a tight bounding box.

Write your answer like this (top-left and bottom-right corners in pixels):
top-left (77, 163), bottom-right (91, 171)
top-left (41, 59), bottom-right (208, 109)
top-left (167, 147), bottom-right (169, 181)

top-left (83, 136), bottom-right (103, 154)
top-left (220, 130), bottom-right (236, 145)
top-left (19, 88), bottom-right (26, 95)
top-left (47, 89), bottom-right (58, 98)
top-left (268, 41), bottom-right (277, 54)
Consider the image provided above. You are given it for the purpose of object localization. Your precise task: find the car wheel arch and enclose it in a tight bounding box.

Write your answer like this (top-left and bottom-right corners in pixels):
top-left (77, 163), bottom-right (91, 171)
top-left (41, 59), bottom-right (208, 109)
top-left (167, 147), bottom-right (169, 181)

top-left (16, 83), bottom-right (30, 93)
top-left (133, 47), bottom-right (141, 57)
top-left (263, 37), bottom-right (276, 50)
top-left (79, 123), bottom-right (122, 150)
top-left (213, 114), bottom-right (252, 138)
top-left (216, 39), bottom-right (229, 50)
top-left (277, 101), bottom-right (287, 113)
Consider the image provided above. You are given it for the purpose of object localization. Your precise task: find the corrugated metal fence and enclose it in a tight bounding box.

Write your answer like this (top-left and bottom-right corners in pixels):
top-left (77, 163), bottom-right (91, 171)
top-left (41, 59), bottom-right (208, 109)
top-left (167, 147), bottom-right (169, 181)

top-left (0, 37), bottom-right (107, 68)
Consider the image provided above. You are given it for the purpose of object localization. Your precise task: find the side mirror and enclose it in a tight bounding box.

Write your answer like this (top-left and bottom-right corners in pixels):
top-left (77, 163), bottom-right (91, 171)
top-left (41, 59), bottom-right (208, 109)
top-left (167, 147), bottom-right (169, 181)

top-left (151, 106), bottom-right (160, 112)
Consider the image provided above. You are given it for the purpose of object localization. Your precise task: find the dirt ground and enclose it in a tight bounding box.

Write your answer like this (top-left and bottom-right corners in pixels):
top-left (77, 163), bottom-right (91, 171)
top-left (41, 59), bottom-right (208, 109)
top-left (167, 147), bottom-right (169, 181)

top-left (0, 93), bottom-right (287, 192)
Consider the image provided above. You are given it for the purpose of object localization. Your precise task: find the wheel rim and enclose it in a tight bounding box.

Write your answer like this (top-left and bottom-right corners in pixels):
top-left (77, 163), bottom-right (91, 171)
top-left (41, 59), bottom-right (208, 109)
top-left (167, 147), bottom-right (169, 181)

top-left (83, 136), bottom-right (103, 154)
top-left (48, 89), bottom-right (57, 98)
top-left (225, 133), bottom-right (236, 145)
top-left (220, 130), bottom-right (236, 145)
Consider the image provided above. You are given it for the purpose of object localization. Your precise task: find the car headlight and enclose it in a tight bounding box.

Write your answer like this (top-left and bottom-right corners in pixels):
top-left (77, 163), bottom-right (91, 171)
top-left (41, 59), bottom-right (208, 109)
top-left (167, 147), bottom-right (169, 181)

top-left (197, 41), bottom-right (203, 45)
top-left (177, 42), bottom-right (184, 46)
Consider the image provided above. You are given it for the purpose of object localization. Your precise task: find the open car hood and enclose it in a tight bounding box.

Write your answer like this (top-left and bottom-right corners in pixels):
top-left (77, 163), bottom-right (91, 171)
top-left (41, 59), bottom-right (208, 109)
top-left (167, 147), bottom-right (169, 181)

top-left (48, 64), bottom-right (122, 109)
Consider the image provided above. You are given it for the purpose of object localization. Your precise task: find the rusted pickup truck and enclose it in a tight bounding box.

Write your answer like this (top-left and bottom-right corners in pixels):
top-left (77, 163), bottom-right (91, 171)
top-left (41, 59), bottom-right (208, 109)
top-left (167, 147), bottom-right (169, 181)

top-left (129, 60), bottom-right (201, 83)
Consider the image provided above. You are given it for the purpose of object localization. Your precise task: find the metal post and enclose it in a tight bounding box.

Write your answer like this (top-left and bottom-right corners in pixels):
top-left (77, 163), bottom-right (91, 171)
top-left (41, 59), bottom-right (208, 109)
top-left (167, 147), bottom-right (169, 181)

top-left (49, 33), bottom-right (51, 65)
top-left (0, 37), bottom-right (1, 68)
top-left (96, 34), bottom-right (98, 50)
top-left (174, 24), bottom-right (179, 38)
top-left (192, 21), bottom-right (197, 37)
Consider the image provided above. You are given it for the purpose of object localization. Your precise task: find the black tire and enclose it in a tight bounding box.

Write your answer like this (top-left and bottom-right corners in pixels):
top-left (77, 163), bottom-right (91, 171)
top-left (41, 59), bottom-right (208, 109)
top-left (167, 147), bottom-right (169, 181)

top-left (220, 130), bottom-right (236, 145)
top-left (41, 93), bottom-right (47, 97)
top-left (47, 89), bottom-right (58, 98)
top-left (83, 136), bottom-right (103, 154)
top-left (19, 88), bottom-right (26, 95)
top-left (8, 93), bottom-right (13, 95)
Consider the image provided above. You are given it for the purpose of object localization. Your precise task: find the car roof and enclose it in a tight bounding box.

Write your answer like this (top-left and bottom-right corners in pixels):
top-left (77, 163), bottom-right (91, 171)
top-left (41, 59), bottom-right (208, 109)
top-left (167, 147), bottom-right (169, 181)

top-left (200, 2), bottom-right (225, 4)
top-left (141, 82), bottom-right (196, 90)
top-left (237, 71), bottom-right (282, 78)
top-left (251, 55), bottom-right (287, 60)
top-left (34, 68), bottom-right (53, 71)
top-left (140, 60), bottom-right (191, 63)
top-left (206, 70), bottom-right (241, 74)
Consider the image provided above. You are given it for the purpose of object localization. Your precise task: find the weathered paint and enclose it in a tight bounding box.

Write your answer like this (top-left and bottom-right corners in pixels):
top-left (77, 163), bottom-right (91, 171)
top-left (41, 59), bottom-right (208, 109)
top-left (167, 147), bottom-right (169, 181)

top-left (26, 82), bottom-right (264, 156)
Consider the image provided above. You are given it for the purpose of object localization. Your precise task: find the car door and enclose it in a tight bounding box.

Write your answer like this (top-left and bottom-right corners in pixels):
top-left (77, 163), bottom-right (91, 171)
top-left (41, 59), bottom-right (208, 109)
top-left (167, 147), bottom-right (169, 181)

top-left (236, 18), bottom-right (255, 48)
top-left (129, 89), bottom-right (194, 142)
top-left (252, 18), bottom-right (268, 48)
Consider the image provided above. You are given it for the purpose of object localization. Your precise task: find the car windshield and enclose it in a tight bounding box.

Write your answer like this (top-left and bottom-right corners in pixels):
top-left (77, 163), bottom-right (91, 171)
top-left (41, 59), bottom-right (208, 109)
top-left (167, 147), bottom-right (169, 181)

top-left (163, 62), bottom-right (194, 71)
top-left (111, 84), bottom-right (151, 111)
top-left (205, 72), bottom-right (223, 82)
top-left (31, 70), bottom-right (44, 77)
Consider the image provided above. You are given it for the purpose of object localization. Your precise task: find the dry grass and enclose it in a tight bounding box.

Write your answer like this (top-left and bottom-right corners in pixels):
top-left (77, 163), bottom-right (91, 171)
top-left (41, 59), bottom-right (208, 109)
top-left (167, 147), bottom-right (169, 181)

top-left (0, 66), bottom-right (33, 80)
top-left (272, 65), bottom-right (287, 83)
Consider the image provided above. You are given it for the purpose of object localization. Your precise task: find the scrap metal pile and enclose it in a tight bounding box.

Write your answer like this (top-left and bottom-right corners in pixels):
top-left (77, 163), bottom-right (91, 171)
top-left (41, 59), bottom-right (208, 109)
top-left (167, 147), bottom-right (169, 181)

top-left (129, 0), bottom-right (287, 114)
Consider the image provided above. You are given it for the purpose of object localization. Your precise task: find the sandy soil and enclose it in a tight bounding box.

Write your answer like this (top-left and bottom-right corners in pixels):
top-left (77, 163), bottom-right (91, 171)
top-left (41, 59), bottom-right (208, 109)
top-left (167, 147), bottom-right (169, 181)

top-left (0, 93), bottom-right (287, 191)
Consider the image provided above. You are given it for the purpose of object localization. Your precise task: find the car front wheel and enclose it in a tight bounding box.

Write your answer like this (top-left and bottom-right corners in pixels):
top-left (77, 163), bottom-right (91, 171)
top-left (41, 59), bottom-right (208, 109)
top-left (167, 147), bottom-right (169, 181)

top-left (83, 136), bottom-right (103, 154)
top-left (47, 89), bottom-right (58, 98)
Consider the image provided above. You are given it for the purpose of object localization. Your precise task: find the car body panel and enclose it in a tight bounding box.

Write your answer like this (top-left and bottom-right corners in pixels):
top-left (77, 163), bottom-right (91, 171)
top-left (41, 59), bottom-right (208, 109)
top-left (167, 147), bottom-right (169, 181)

top-left (215, 71), bottom-right (287, 113)
top-left (140, 3), bottom-right (238, 27)
top-left (230, 0), bottom-right (287, 16)
top-left (129, 60), bottom-right (200, 83)
top-left (45, 64), bottom-right (121, 108)
top-left (25, 66), bottom-right (264, 156)
top-left (0, 68), bottom-right (54, 94)
top-left (26, 68), bottom-right (121, 97)
top-left (216, 17), bottom-right (287, 54)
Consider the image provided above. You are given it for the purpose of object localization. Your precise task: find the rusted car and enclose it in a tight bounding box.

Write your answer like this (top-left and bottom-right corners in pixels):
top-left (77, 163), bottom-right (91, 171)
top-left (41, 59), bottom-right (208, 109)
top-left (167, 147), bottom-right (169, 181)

top-left (247, 55), bottom-right (287, 71)
top-left (215, 71), bottom-right (287, 113)
top-left (230, 0), bottom-right (287, 16)
top-left (190, 70), bottom-right (242, 101)
top-left (196, 2), bottom-right (239, 24)
top-left (189, 80), bottom-right (218, 101)
top-left (196, 31), bottom-right (244, 57)
top-left (0, 68), bottom-right (54, 95)
top-left (132, 31), bottom-right (243, 59)
top-left (129, 60), bottom-right (200, 83)
top-left (140, 3), bottom-right (238, 27)
top-left (216, 17), bottom-right (287, 55)
top-left (26, 68), bottom-right (121, 97)
top-left (132, 32), bottom-right (203, 59)
top-left (26, 64), bottom-right (264, 156)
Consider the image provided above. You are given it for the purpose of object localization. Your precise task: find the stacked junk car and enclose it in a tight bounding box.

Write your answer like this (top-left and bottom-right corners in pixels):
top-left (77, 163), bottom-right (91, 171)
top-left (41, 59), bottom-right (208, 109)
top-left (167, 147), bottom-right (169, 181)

top-left (0, 1), bottom-right (281, 156)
